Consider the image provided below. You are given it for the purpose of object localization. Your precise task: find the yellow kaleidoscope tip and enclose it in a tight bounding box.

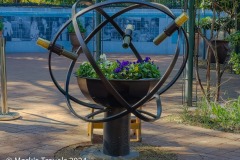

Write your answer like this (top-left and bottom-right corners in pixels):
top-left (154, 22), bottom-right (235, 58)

top-left (36, 38), bottom-right (50, 49)
top-left (175, 12), bottom-right (189, 27)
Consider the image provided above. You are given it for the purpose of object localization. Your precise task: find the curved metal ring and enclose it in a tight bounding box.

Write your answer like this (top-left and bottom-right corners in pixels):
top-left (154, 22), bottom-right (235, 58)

top-left (70, 1), bottom-right (185, 121)
top-left (48, 0), bottom-right (189, 122)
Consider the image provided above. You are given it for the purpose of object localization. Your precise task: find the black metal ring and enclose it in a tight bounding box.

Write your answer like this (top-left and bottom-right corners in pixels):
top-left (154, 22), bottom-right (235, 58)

top-left (48, 0), bottom-right (189, 122)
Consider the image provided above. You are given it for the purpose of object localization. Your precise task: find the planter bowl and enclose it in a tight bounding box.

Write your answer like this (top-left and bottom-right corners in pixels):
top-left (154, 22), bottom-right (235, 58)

top-left (69, 33), bottom-right (85, 51)
top-left (76, 77), bottom-right (159, 107)
top-left (208, 40), bottom-right (229, 64)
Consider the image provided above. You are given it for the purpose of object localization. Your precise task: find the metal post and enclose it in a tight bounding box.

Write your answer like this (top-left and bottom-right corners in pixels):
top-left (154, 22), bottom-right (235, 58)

top-left (185, 0), bottom-right (195, 106)
top-left (103, 107), bottom-right (138, 159)
top-left (0, 36), bottom-right (20, 121)
top-left (95, 0), bottom-right (102, 60)
top-left (103, 107), bottom-right (130, 156)
top-left (0, 37), bottom-right (7, 114)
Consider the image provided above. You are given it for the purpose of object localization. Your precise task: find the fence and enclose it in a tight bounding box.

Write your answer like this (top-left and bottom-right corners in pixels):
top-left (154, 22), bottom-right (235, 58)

top-left (0, 1), bottom-right (209, 54)
top-left (0, 6), bottom-right (186, 54)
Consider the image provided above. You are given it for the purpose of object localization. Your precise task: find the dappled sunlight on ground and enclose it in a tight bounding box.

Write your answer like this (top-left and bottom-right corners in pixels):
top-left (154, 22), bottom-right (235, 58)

top-left (0, 53), bottom-right (239, 159)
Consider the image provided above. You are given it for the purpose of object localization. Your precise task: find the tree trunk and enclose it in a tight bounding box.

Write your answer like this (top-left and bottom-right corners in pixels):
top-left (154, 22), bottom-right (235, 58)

top-left (206, 46), bottom-right (211, 101)
top-left (213, 40), bottom-right (220, 102)
top-left (235, 2), bottom-right (240, 54)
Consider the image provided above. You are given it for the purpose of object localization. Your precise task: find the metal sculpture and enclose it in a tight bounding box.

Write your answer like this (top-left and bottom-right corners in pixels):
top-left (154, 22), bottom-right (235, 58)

top-left (37, 0), bottom-right (189, 158)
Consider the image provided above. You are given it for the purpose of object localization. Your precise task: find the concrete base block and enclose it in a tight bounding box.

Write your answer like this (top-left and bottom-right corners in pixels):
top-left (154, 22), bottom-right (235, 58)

top-left (0, 112), bottom-right (20, 121)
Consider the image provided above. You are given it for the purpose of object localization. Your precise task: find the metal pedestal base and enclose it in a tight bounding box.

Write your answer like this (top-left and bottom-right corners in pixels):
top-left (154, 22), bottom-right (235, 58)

top-left (103, 107), bottom-right (131, 157)
top-left (0, 112), bottom-right (20, 121)
top-left (80, 145), bottom-right (139, 160)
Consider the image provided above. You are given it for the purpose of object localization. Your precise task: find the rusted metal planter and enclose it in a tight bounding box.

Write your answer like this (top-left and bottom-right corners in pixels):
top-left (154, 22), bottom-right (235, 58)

top-left (208, 40), bottom-right (229, 64)
top-left (77, 78), bottom-right (158, 107)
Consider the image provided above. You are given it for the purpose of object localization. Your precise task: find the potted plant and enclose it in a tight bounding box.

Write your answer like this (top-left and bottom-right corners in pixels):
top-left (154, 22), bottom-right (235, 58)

top-left (75, 55), bottom-right (161, 107)
top-left (198, 0), bottom-right (238, 64)
top-left (67, 20), bottom-right (86, 51)
top-left (198, 16), bottom-right (233, 63)
top-left (75, 55), bottom-right (161, 156)
top-left (195, 0), bottom-right (238, 102)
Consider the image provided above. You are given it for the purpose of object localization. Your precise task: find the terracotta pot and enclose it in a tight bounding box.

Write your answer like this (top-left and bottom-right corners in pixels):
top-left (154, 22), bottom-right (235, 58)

top-left (69, 32), bottom-right (85, 51)
top-left (195, 33), bottom-right (201, 53)
top-left (208, 40), bottom-right (229, 64)
top-left (76, 77), bottom-right (159, 107)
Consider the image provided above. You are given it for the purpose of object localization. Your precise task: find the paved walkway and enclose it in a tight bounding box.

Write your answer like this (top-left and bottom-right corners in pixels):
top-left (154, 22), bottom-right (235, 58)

top-left (0, 53), bottom-right (239, 160)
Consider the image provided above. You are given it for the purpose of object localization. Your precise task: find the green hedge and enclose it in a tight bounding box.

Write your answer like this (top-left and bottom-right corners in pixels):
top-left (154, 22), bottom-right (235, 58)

top-left (0, 0), bottom-right (184, 8)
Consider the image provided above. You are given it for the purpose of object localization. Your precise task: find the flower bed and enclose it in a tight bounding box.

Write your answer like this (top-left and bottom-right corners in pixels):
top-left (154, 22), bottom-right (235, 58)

top-left (75, 56), bottom-right (161, 80)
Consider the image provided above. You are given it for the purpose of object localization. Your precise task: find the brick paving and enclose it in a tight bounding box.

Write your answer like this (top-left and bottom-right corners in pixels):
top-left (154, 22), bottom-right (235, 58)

top-left (0, 53), bottom-right (239, 160)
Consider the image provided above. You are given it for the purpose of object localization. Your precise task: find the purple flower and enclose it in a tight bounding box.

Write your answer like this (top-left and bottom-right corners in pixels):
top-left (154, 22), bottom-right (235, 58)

top-left (117, 60), bottom-right (121, 64)
top-left (121, 60), bottom-right (130, 67)
top-left (144, 57), bottom-right (151, 62)
top-left (114, 67), bottom-right (122, 73)
top-left (137, 60), bottom-right (141, 63)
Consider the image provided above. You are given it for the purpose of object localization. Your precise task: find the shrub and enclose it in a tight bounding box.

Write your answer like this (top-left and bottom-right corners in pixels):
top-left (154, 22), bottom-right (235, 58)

top-left (182, 96), bottom-right (240, 133)
top-left (67, 21), bottom-right (86, 33)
